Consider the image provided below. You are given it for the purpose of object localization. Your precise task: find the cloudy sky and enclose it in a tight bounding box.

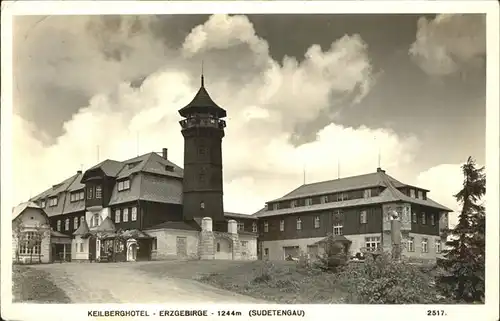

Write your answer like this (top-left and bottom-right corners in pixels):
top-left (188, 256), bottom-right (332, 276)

top-left (12, 13), bottom-right (486, 225)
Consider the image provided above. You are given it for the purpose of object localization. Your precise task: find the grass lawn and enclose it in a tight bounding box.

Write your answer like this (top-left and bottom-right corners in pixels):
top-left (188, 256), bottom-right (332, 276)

top-left (137, 260), bottom-right (346, 303)
top-left (12, 265), bottom-right (71, 303)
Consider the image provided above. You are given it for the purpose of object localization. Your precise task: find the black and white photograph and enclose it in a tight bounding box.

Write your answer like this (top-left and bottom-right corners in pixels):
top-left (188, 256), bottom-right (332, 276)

top-left (1, 1), bottom-right (499, 321)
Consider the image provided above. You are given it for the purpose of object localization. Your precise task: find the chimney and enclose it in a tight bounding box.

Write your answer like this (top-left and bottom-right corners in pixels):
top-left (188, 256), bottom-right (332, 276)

top-left (77, 170), bottom-right (82, 174)
top-left (376, 167), bottom-right (385, 173)
top-left (162, 148), bottom-right (168, 160)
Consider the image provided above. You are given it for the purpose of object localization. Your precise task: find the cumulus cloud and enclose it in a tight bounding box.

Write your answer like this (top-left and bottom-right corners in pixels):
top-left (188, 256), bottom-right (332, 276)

top-left (14, 14), bottom-right (425, 214)
top-left (416, 162), bottom-right (486, 228)
top-left (409, 14), bottom-right (486, 77)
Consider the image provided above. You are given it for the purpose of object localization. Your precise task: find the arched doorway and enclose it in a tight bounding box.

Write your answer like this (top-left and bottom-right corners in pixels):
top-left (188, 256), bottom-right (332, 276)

top-left (127, 239), bottom-right (138, 262)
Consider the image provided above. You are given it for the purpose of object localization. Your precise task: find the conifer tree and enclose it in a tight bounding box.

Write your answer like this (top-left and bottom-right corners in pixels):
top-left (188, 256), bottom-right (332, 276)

top-left (436, 157), bottom-right (486, 303)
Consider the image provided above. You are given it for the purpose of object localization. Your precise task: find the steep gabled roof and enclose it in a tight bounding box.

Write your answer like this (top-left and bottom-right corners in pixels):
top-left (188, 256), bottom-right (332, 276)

top-left (87, 159), bottom-right (124, 177)
top-left (95, 216), bottom-right (116, 232)
top-left (269, 170), bottom-right (406, 203)
top-left (30, 172), bottom-right (82, 217)
top-left (254, 169), bottom-right (452, 218)
top-left (116, 152), bottom-right (183, 180)
top-left (12, 201), bottom-right (44, 221)
top-left (73, 218), bottom-right (90, 236)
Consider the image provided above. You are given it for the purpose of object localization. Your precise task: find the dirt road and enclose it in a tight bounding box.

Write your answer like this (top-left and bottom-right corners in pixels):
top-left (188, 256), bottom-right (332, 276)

top-left (31, 261), bottom-right (265, 303)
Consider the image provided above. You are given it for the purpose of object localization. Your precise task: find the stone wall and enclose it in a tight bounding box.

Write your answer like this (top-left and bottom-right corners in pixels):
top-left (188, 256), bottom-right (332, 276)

top-left (238, 234), bottom-right (258, 260)
top-left (147, 228), bottom-right (200, 260)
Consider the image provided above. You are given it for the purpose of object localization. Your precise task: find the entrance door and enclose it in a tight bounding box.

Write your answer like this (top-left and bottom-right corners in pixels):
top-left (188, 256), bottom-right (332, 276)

top-left (176, 236), bottom-right (187, 257)
top-left (89, 236), bottom-right (96, 261)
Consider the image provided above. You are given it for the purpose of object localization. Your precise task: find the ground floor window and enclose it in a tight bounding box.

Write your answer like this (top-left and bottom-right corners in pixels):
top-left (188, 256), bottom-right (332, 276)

top-left (152, 238), bottom-right (157, 250)
top-left (365, 236), bottom-right (381, 252)
top-left (80, 243), bottom-right (83, 252)
top-left (264, 248), bottom-right (269, 256)
top-left (421, 238), bottom-right (428, 253)
top-left (216, 242), bottom-right (221, 252)
top-left (407, 237), bottom-right (415, 252)
top-left (435, 239), bottom-right (441, 253)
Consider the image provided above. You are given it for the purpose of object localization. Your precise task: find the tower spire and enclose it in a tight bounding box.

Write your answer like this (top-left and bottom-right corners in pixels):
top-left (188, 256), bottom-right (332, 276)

top-left (201, 60), bottom-right (205, 87)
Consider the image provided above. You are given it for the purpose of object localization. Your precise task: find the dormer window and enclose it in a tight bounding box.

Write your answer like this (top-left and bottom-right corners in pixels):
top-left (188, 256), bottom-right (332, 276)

top-left (48, 197), bottom-right (58, 207)
top-left (321, 196), bottom-right (329, 204)
top-left (417, 190), bottom-right (423, 199)
top-left (272, 203), bottom-right (278, 210)
top-left (305, 198), bottom-right (312, 206)
top-left (410, 189), bottom-right (416, 198)
top-left (41, 200), bottom-right (46, 208)
top-left (165, 165), bottom-right (174, 172)
top-left (118, 179), bottom-right (131, 192)
top-left (290, 200), bottom-right (297, 208)
top-left (363, 189), bottom-right (372, 198)
top-left (252, 222), bottom-right (258, 233)
top-left (70, 190), bottom-right (85, 202)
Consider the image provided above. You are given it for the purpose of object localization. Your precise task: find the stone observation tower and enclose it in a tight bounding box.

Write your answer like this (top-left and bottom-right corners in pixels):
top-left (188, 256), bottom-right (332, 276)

top-left (179, 71), bottom-right (227, 224)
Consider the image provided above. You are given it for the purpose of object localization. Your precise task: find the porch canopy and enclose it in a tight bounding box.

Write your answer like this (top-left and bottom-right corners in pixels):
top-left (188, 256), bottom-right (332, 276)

top-left (313, 234), bottom-right (352, 246)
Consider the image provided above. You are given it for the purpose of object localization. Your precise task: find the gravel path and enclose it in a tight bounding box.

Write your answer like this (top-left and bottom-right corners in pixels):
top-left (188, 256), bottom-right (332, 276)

top-left (32, 262), bottom-right (266, 304)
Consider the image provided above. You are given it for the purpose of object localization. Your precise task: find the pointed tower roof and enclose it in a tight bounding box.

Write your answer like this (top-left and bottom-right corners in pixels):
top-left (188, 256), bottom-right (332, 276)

top-left (73, 218), bottom-right (90, 236)
top-left (179, 74), bottom-right (227, 118)
top-left (95, 216), bottom-right (116, 232)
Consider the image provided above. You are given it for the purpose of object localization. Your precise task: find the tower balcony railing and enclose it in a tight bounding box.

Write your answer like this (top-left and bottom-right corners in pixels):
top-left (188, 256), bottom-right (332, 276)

top-left (180, 117), bottom-right (226, 130)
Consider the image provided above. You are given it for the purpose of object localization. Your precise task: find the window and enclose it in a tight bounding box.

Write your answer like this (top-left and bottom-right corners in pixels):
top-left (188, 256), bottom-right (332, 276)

top-left (410, 189), bottom-right (416, 198)
top-left (360, 210), bottom-right (367, 224)
top-left (407, 237), bottom-right (415, 252)
top-left (339, 192), bottom-right (349, 201)
top-left (118, 179), bottom-right (131, 191)
top-left (115, 209), bottom-right (120, 223)
top-left (49, 197), bottom-right (58, 207)
top-left (87, 186), bottom-right (93, 199)
top-left (123, 208), bottom-right (129, 222)
top-left (296, 218), bottom-right (302, 230)
top-left (131, 207), bottom-right (137, 221)
top-left (70, 192), bottom-right (83, 202)
top-left (272, 203), bottom-right (278, 210)
top-left (65, 219), bottom-right (70, 231)
top-left (18, 232), bottom-right (41, 255)
top-left (41, 200), bottom-right (46, 208)
top-left (75, 243), bottom-right (78, 252)
top-left (199, 173), bottom-right (206, 182)
top-left (237, 222), bottom-right (244, 231)
top-left (73, 217), bottom-right (79, 229)
top-left (305, 198), bottom-right (312, 206)
top-left (421, 238), bottom-right (428, 253)
top-left (93, 214), bottom-right (100, 227)
top-left (198, 147), bottom-right (206, 155)
top-left (421, 212), bottom-right (427, 225)
top-left (314, 216), bottom-right (320, 228)
top-left (430, 213), bottom-right (435, 226)
top-left (290, 200), bottom-right (297, 208)
top-left (95, 185), bottom-right (102, 199)
top-left (264, 221), bottom-right (269, 233)
top-left (279, 220), bottom-right (284, 232)
top-left (321, 195), bottom-right (329, 204)
top-left (365, 237), bottom-right (381, 252)
top-left (435, 239), bottom-right (441, 253)
top-left (264, 248), bottom-right (269, 256)
top-left (333, 224), bottom-right (343, 235)
top-left (80, 243), bottom-right (84, 252)
top-left (152, 238), bottom-right (157, 250)
top-left (363, 189), bottom-right (372, 198)
top-left (412, 212), bottom-right (417, 223)
top-left (79, 191), bottom-right (85, 200)
top-left (241, 241), bottom-right (248, 248)
top-left (80, 216), bottom-right (85, 225)
top-left (216, 242), bottom-right (221, 252)
top-left (252, 222), bottom-right (258, 233)
top-left (200, 201), bottom-right (205, 209)
top-left (57, 220), bottom-right (61, 231)
top-left (417, 190), bottom-right (423, 199)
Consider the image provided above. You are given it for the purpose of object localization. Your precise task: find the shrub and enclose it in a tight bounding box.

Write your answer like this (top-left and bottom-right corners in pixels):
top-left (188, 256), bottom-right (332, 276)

top-left (314, 239), bottom-right (349, 272)
top-left (333, 252), bottom-right (446, 304)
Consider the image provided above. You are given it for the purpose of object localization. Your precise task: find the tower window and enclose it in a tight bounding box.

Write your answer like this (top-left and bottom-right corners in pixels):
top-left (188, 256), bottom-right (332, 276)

top-left (200, 202), bottom-right (205, 209)
top-left (198, 147), bottom-right (206, 155)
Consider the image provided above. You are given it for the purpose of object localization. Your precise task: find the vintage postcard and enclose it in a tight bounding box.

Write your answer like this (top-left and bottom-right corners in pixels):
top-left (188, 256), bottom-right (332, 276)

top-left (1, 1), bottom-right (498, 321)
